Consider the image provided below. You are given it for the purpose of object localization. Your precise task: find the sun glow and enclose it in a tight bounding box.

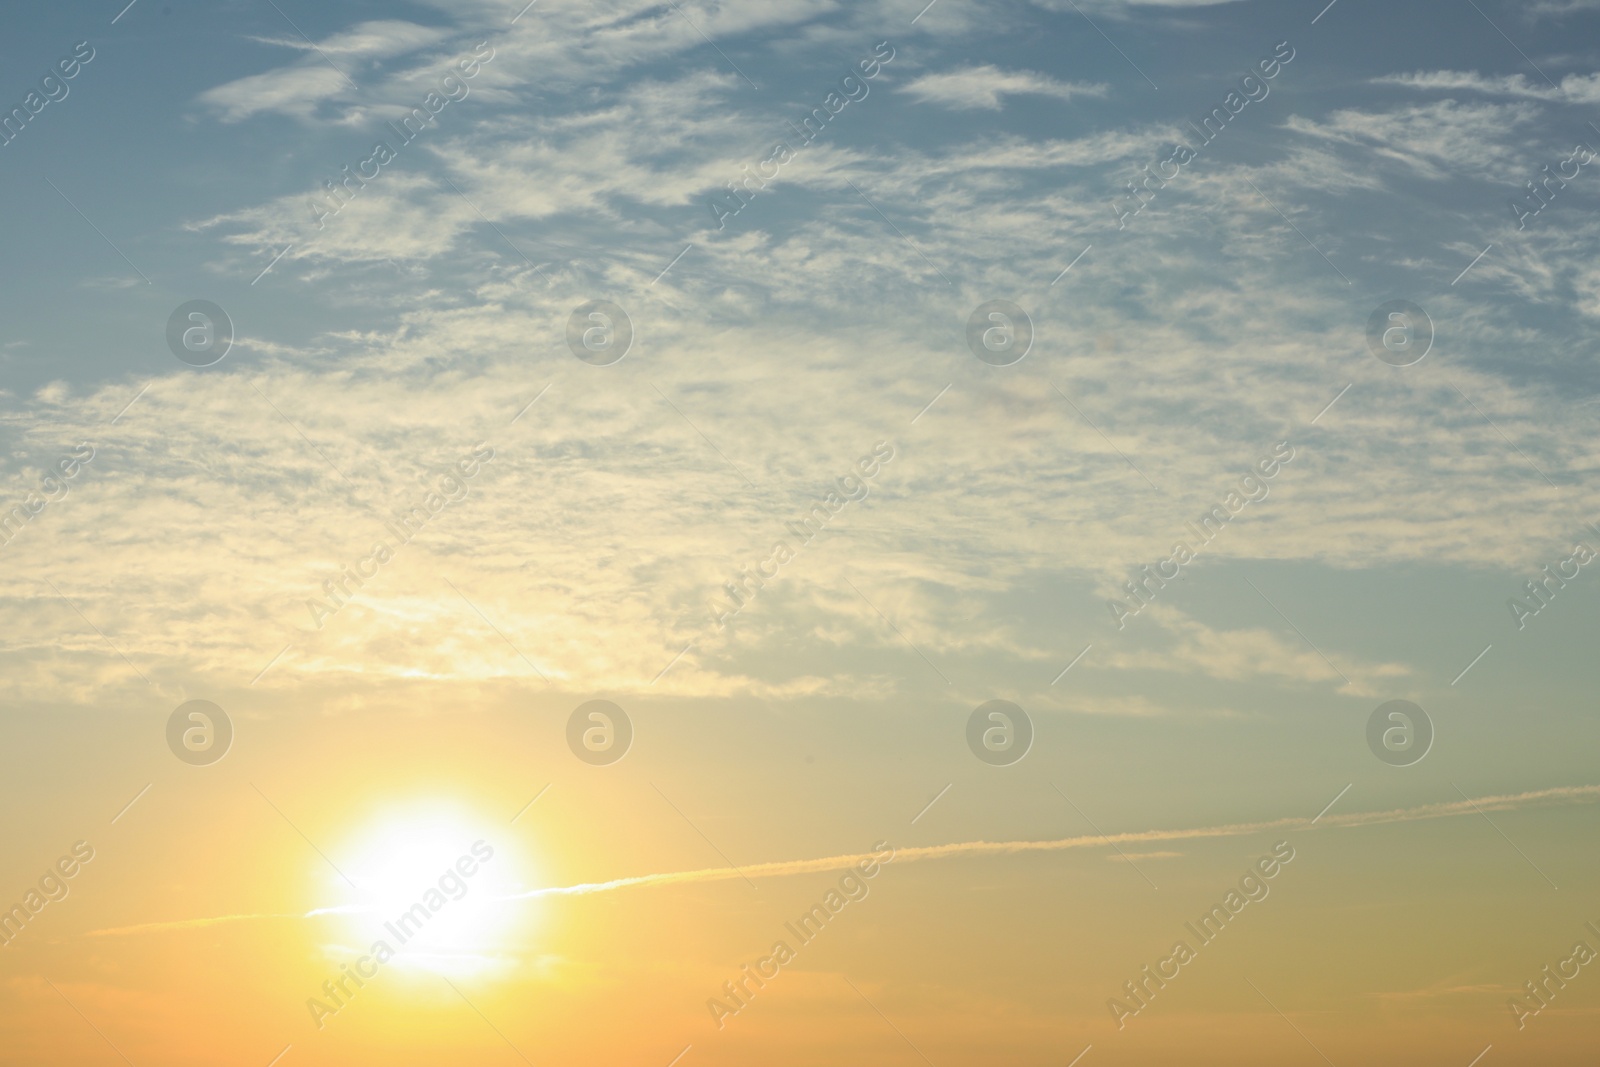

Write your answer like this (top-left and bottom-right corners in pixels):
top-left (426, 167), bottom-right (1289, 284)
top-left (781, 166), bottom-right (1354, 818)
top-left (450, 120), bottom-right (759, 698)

top-left (328, 801), bottom-right (534, 978)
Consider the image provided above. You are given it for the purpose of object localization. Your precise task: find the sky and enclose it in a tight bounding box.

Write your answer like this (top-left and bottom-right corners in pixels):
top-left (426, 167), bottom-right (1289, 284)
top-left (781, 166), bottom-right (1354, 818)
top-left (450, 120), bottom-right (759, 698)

top-left (2, 0), bottom-right (1600, 1064)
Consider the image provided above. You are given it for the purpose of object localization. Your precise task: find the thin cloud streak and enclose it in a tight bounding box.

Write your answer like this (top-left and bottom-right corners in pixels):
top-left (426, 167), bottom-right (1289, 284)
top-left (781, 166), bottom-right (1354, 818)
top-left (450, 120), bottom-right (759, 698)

top-left (510, 783), bottom-right (1600, 899)
top-left (79, 784), bottom-right (1599, 937)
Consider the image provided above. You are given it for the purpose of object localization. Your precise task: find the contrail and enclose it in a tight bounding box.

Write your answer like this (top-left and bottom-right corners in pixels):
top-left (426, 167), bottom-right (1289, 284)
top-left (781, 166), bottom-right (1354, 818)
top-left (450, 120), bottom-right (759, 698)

top-left (80, 784), bottom-right (1600, 936)
top-left (499, 782), bottom-right (1600, 900)
top-left (83, 912), bottom-right (306, 937)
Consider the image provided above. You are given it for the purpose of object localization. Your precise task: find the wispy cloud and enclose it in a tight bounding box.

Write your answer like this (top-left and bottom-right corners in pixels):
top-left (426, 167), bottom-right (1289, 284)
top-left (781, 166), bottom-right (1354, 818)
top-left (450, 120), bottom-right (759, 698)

top-left (899, 66), bottom-right (1109, 110)
top-left (82, 912), bottom-right (307, 938)
top-left (518, 782), bottom-right (1600, 898)
top-left (244, 20), bottom-right (452, 58)
top-left (197, 66), bottom-right (350, 123)
top-left (1374, 69), bottom-right (1600, 105)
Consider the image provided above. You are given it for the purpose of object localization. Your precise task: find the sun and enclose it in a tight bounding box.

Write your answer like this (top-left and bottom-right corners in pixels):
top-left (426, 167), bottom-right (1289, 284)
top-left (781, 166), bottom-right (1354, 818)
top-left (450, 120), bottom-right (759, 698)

top-left (326, 800), bottom-right (535, 978)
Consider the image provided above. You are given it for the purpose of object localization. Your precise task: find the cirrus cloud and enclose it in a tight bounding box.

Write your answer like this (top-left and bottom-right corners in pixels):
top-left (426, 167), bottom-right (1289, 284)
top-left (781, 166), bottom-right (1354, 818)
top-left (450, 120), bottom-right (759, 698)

top-left (899, 64), bottom-right (1108, 110)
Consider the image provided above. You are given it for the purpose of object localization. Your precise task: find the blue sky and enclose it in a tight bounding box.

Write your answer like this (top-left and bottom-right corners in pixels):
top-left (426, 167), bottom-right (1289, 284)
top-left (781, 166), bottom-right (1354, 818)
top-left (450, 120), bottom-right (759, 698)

top-left (4, 0), bottom-right (1600, 777)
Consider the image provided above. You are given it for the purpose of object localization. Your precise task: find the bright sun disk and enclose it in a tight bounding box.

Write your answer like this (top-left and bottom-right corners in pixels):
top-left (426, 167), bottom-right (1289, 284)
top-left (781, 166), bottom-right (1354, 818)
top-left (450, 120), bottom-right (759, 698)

top-left (330, 802), bottom-right (534, 978)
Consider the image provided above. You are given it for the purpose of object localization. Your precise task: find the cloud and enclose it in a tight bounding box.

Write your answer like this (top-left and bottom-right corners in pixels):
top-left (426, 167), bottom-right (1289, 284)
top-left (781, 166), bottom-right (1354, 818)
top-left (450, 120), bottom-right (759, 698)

top-left (1036, 0), bottom-right (1246, 8)
top-left (246, 19), bottom-right (453, 59)
top-left (1373, 69), bottom-right (1600, 105)
top-left (20, 1), bottom-right (1600, 710)
top-left (196, 65), bottom-right (349, 123)
top-left (1096, 604), bottom-right (1411, 696)
top-left (1283, 99), bottom-right (1539, 181)
top-left (1528, 0), bottom-right (1600, 14)
top-left (199, 20), bottom-right (460, 122)
top-left (899, 65), bottom-right (1108, 110)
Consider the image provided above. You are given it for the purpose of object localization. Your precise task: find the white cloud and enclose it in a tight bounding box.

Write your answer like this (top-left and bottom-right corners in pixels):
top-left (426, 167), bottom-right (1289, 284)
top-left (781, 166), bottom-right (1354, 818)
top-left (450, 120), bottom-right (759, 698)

top-left (1098, 605), bottom-right (1410, 696)
top-left (200, 21), bottom-right (457, 122)
top-left (1035, 0), bottom-right (1246, 8)
top-left (245, 19), bottom-right (453, 59)
top-left (1283, 99), bottom-right (1539, 180)
top-left (1373, 69), bottom-right (1600, 105)
top-left (197, 65), bottom-right (349, 123)
top-left (1529, 0), bottom-right (1600, 14)
top-left (899, 65), bottom-right (1108, 110)
top-left (24, 0), bottom-right (1600, 715)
